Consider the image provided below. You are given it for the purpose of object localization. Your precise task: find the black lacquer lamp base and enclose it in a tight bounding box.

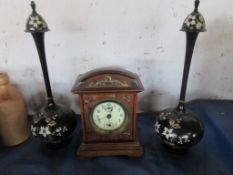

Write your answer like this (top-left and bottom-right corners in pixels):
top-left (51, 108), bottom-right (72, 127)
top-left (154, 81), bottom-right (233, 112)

top-left (154, 108), bottom-right (204, 152)
top-left (31, 104), bottom-right (77, 145)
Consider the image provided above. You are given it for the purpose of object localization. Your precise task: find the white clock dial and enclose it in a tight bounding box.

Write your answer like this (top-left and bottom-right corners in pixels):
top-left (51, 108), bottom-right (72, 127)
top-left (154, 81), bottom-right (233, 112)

top-left (91, 101), bottom-right (126, 131)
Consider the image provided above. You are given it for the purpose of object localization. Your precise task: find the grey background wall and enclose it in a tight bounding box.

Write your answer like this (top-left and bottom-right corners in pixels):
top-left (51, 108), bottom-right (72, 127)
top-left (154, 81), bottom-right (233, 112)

top-left (0, 0), bottom-right (233, 114)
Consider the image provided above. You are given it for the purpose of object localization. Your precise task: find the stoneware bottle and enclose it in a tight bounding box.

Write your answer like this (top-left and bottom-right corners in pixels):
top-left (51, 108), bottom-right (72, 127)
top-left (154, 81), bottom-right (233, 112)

top-left (0, 73), bottom-right (30, 146)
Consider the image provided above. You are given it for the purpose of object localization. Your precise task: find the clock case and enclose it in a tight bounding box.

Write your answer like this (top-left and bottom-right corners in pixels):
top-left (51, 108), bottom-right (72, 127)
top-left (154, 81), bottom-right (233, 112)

top-left (72, 68), bottom-right (144, 158)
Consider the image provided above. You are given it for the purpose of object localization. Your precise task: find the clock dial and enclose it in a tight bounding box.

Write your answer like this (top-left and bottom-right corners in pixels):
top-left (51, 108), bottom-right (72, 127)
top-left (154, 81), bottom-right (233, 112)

top-left (91, 101), bottom-right (127, 132)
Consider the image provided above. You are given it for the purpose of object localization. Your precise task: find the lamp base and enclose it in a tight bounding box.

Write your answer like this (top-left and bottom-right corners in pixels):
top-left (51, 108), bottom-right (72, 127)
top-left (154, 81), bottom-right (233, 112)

top-left (31, 103), bottom-right (77, 145)
top-left (154, 108), bottom-right (204, 151)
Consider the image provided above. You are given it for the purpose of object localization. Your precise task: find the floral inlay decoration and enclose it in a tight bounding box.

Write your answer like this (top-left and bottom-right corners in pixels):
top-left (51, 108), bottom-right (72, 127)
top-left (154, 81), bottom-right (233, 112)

top-left (27, 15), bottom-right (48, 32)
top-left (182, 13), bottom-right (205, 31)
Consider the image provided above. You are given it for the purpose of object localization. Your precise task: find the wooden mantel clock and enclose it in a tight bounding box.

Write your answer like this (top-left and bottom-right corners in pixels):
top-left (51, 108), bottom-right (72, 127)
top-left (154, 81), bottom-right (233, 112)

top-left (71, 67), bottom-right (144, 158)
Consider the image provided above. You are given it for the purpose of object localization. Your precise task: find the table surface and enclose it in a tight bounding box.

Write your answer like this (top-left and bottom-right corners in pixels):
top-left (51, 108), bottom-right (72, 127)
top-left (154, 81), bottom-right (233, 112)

top-left (0, 100), bottom-right (233, 175)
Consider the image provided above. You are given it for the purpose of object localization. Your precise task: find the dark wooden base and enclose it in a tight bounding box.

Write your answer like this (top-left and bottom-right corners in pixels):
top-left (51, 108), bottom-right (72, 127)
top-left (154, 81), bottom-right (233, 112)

top-left (77, 141), bottom-right (143, 159)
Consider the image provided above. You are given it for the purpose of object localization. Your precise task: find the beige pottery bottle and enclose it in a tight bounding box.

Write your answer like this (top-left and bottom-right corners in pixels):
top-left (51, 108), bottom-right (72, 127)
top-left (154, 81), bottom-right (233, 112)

top-left (0, 73), bottom-right (30, 146)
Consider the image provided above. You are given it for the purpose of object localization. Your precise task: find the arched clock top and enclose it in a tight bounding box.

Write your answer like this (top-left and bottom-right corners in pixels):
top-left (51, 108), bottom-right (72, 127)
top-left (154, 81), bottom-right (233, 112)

top-left (72, 67), bottom-right (144, 93)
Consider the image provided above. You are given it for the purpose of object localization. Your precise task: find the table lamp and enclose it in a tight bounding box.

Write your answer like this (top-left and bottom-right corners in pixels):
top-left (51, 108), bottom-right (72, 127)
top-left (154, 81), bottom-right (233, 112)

top-left (154, 0), bottom-right (206, 152)
top-left (25, 1), bottom-right (76, 145)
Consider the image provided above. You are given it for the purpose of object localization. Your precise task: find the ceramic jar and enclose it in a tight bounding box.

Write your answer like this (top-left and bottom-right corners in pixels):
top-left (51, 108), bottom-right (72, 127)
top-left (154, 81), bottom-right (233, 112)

top-left (0, 73), bottom-right (30, 146)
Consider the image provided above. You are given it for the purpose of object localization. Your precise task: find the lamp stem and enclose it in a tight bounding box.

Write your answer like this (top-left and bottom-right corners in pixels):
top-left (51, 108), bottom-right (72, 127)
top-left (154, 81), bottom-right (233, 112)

top-left (176, 32), bottom-right (199, 112)
top-left (32, 32), bottom-right (55, 107)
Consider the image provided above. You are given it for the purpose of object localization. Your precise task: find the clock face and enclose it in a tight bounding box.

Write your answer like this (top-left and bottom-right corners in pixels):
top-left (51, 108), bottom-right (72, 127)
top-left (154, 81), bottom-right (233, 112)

top-left (90, 100), bottom-right (128, 133)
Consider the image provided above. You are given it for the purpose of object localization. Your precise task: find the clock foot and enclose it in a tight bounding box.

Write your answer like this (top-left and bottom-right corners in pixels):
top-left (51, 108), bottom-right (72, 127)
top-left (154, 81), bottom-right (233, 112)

top-left (77, 141), bottom-right (143, 159)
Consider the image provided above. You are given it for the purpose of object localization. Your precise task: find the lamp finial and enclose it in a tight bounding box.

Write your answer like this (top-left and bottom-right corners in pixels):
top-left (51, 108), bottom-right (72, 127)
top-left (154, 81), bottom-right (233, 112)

top-left (194, 0), bottom-right (200, 12)
top-left (31, 1), bottom-right (36, 13)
